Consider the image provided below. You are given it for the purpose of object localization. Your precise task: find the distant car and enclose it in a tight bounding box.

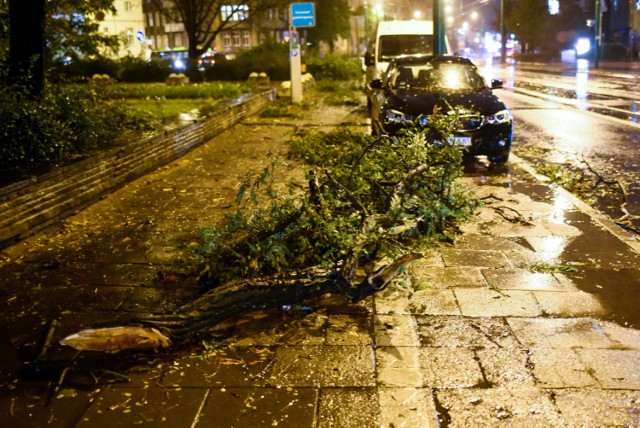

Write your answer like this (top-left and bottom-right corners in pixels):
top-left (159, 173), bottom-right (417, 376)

top-left (368, 55), bottom-right (513, 165)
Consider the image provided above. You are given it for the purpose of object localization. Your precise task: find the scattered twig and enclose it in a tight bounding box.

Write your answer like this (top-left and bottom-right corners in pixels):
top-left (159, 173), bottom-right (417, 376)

top-left (492, 206), bottom-right (533, 226)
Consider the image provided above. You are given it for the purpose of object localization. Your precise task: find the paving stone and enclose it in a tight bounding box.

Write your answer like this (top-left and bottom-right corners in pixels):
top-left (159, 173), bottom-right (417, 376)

top-left (0, 385), bottom-right (96, 427)
top-left (318, 387), bottom-right (378, 428)
top-left (527, 347), bottom-right (598, 388)
top-left (434, 387), bottom-right (564, 427)
top-left (197, 387), bottom-right (317, 428)
top-left (600, 321), bottom-right (640, 350)
top-left (409, 289), bottom-right (461, 316)
top-left (441, 249), bottom-right (512, 268)
top-left (507, 317), bottom-right (614, 349)
top-left (416, 316), bottom-right (521, 348)
top-left (77, 386), bottom-right (207, 426)
top-left (456, 289), bottom-right (542, 317)
top-left (533, 290), bottom-right (609, 318)
top-left (151, 347), bottom-right (277, 388)
top-left (454, 235), bottom-right (537, 254)
top-left (326, 314), bottom-right (373, 346)
top-left (553, 389), bottom-right (640, 427)
top-left (269, 345), bottom-right (375, 387)
top-left (482, 268), bottom-right (573, 291)
top-left (525, 235), bottom-right (578, 257)
top-left (576, 349), bottom-right (640, 389)
top-left (475, 348), bottom-right (536, 387)
top-left (410, 266), bottom-right (486, 289)
top-left (376, 346), bottom-right (422, 387)
top-left (409, 252), bottom-right (445, 269)
top-left (420, 347), bottom-right (484, 388)
top-left (227, 311), bottom-right (328, 347)
top-left (374, 315), bottom-right (420, 347)
top-left (378, 388), bottom-right (439, 428)
top-left (484, 220), bottom-right (555, 238)
top-left (375, 287), bottom-right (412, 315)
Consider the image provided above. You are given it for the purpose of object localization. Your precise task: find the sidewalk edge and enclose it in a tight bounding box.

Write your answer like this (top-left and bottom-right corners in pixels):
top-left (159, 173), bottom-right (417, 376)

top-left (510, 153), bottom-right (640, 255)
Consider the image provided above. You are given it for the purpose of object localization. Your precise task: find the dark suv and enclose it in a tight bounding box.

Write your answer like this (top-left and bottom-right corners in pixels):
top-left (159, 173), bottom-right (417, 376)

top-left (368, 55), bottom-right (513, 165)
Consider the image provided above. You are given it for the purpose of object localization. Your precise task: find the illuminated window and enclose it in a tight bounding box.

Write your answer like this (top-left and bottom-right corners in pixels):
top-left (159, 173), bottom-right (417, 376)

top-left (242, 31), bottom-right (250, 46)
top-left (221, 5), bottom-right (249, 21)
top-left (232, 32), bottom-right (241, 46)
top-left (223, 32), bottom-right (231, 47)
top-left (548, 0), bottom-right (559, 14)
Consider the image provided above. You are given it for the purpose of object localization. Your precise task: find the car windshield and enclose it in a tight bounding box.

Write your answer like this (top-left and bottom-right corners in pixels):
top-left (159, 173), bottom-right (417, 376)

top-left (378, 35), bottom-right (434, 60)
top-left (390, 62), bottom-right (486, 92)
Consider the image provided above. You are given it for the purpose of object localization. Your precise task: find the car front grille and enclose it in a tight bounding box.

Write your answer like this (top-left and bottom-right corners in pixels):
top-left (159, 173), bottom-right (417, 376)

top-left (458, 115), bottom-right (483, 130)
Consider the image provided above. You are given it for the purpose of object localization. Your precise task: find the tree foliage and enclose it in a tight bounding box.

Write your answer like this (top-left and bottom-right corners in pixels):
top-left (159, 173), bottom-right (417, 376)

top-left (506, 0), bottom-right (551, 53)
top-left (46, 0), bottom-right (121, 63)
top-left (196, 116), bottom-right (477, 291)
top-left (305, 0), bottom-right (352, 50)
top-left (0, 0), bottom-right (120, 67)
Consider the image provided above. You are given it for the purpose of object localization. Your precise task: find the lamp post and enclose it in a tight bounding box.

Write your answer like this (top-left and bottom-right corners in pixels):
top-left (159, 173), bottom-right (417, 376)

top-left (500, 0), bottom-right (506, 63)
top-left (434, 0), bottom-right (447, 54)
top-left (594, 0), bottom-right (602, 68)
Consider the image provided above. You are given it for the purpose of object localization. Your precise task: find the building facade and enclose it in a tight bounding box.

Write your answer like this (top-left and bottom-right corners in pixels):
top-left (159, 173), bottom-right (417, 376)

top-left (99, 0), bottom-right (148, 58)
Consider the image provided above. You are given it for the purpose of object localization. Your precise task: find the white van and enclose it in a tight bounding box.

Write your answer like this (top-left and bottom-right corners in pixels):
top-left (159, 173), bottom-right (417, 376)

top-left (364, 20), bottom-right (441, 84)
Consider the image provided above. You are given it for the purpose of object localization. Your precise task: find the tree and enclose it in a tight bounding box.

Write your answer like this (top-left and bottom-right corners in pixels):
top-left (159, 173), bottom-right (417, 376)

top-left (45, 0), bottom-right (120, 64)
top-left (152, 0), bottom-right (290, 79)
top-left (506, 0), bottom-right (550, 53)
top-left (1, 0), bottom-right (120, 92)
top-left (306, 0), bottom-right (351, 51)
top-left (549, 0), bottom-right (588, 51)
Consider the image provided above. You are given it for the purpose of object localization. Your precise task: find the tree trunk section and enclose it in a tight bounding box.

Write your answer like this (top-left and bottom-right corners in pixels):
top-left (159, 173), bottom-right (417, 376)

top-left (9, 0), bottom-right (45, 96)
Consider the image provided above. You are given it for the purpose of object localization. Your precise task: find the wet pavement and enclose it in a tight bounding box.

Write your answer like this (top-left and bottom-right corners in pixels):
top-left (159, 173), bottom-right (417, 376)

top-left (1, 93), bottom-right (640, 426)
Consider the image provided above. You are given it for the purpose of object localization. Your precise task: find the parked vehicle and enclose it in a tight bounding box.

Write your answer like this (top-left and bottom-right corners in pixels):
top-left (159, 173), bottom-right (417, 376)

top-left (364, 20), bottom-right (440, 84)
top-left (368, 55), bottom-right (513, 165)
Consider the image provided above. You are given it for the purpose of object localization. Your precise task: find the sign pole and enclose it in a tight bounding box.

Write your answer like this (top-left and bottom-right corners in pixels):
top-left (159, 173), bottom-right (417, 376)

top-left (290, 28), bottom-right (303, 103)
top-left (289, 2), bottom-right (315, 104)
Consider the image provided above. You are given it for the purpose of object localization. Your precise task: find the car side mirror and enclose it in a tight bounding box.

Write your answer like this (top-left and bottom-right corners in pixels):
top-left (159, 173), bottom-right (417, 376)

top-left (369, 79), bottom-right (384, 90)
top-left (364, 51), bottom-right (374, 67)
top-left (491, 79), bottom-right (503, 89)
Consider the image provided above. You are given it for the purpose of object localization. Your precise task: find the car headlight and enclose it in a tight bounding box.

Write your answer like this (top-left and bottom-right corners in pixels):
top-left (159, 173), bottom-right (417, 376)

top-left (383, 110), bottom-right (429, 126)
top-left (383, 109), bottom-right (413, 124)
top-left (485, 109), bottom-right (512, 125)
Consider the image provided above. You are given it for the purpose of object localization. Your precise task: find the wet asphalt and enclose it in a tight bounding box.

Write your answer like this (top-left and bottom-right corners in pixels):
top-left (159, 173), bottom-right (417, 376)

top-left (1, 85), bottom-right (640, 426)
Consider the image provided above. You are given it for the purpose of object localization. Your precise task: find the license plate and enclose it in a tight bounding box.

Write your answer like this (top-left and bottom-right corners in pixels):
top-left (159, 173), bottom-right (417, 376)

top-left (452, 136), bottom-right (472, 147)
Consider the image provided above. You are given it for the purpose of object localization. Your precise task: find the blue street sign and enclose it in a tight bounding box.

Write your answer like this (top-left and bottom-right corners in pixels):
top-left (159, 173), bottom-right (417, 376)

top-left (135, 30), bottom-right (145, 42)
top-left (290, 2), bottom-right (315, 27)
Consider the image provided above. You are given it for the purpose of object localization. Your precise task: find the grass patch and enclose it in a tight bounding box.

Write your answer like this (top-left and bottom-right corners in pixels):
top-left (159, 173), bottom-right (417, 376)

top-left (529, 263), bottom-right (581, 273)
top-left (105, 82), bottom-right (254, 100)
top-left (315, 80), bottom-right (364, 106)
top-left (124, 99), bottom-right (220, 123)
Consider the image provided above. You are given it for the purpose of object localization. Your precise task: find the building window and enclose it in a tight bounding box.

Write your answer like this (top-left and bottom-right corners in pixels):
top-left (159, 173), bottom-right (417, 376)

top-left (223, 32), bottom-right (231, 47)
top-left (147, 13), bottom-right (154, 27)
top-left (232, 32), bottom-right (241, 46)
top-left (242, 31), bottom-right (250, 46)
top-left (124, 1), bottom-right (132, 11)
top-left (221, 4), bottom-right (249, 21)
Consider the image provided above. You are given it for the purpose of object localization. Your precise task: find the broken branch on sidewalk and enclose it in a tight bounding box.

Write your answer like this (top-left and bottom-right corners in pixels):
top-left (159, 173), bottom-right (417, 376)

top-left (59, 121), bottom-right (479, 353)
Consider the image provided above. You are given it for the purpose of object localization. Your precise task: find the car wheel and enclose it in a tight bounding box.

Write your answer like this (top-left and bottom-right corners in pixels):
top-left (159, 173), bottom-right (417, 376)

top-left (489, 154), bottom-right (509, 166)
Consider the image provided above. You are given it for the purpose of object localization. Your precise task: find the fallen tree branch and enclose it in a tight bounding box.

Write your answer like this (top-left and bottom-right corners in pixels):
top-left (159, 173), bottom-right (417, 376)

top-left (60, 254), bottom-right (423, 352)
